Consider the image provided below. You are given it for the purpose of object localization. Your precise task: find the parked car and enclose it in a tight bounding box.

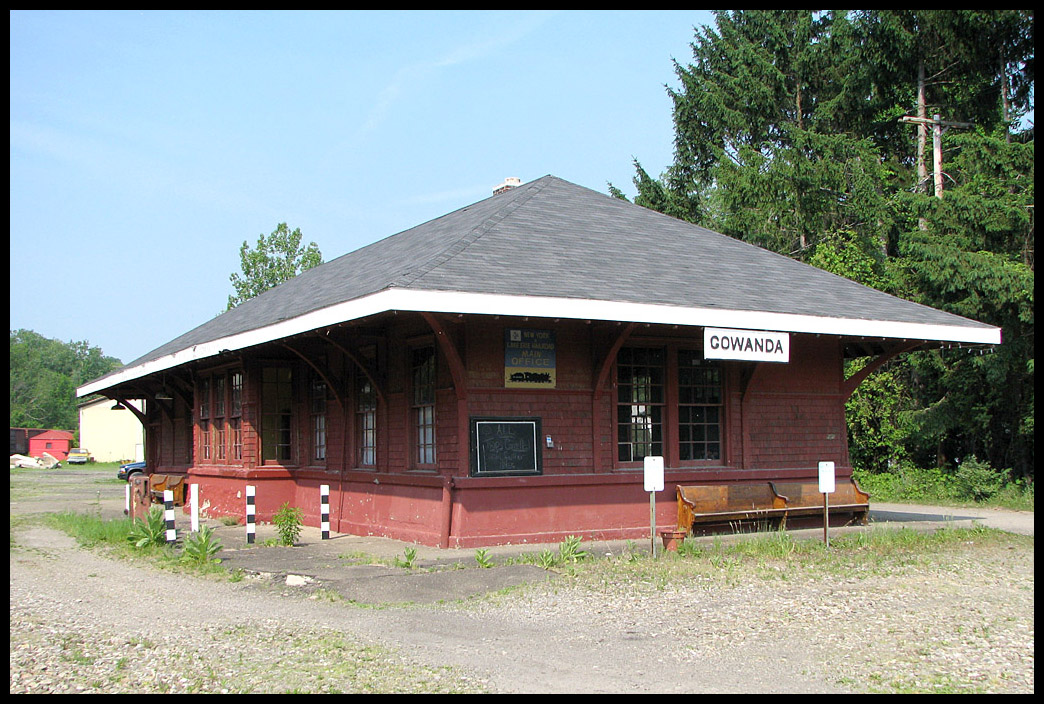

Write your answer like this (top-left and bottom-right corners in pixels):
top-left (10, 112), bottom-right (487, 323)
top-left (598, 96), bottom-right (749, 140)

top-left (67, 448), bottom-right (91, 464)
top-left (117, 460), bottom-right (146, 481)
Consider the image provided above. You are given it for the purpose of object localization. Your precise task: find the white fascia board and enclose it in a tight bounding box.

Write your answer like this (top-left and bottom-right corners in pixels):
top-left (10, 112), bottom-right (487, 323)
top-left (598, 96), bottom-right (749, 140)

top-left (405, 290), bottom-right (1002, 344)
top-left (77, 287), bottom-right (1002, 397)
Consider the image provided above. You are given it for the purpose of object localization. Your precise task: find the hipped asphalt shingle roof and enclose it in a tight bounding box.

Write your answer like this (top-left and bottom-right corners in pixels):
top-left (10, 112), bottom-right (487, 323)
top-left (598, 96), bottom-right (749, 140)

top-left (79, 175), bottom-right (1000, 396)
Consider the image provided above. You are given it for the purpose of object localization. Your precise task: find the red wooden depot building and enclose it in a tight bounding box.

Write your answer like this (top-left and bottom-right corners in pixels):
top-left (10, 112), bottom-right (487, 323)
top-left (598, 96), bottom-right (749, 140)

top-left (78, 176), bottom-right (1001, 547)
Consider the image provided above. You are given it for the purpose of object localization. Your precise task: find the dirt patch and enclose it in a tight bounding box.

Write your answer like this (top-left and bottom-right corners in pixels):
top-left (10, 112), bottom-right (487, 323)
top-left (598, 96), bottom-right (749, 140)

top-left (9, 468), bottom-right (1035, 693)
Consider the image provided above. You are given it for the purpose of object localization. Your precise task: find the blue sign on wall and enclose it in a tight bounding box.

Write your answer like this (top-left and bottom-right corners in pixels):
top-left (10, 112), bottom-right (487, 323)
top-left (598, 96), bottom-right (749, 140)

top-left (504, 328), bottom-right (556, 388)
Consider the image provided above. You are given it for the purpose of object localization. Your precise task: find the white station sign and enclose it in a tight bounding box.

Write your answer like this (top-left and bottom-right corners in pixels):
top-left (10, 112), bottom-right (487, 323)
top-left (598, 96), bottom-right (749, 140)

top-left (643, 456), bottom-right (664, 492)
top-left (704, 327), bottom-right (790, 363)
top-left (818, 461), bottom-right (836, 494)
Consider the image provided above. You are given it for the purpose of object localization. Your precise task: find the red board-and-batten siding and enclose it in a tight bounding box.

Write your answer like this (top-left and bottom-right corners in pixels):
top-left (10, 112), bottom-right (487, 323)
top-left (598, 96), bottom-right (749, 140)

top-left (147, 314), bottom-right (850, 548)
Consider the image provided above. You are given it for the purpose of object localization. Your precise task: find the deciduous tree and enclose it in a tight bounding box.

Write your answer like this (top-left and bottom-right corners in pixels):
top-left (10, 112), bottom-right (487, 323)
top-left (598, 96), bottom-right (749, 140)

top-left (227, 223), bottom-right (323, 310)
top-left (9, 329), bottom-right (122, 431)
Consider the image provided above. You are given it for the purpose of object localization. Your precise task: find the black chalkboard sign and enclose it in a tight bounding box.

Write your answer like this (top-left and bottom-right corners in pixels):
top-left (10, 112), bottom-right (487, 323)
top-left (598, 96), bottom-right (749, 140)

top-left (470, 417), bottom-right (543, 476)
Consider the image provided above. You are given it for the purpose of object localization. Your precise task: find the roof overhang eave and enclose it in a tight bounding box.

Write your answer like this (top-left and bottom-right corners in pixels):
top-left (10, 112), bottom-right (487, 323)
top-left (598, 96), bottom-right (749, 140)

top-left (77, 287), bottom-right (1003, 397)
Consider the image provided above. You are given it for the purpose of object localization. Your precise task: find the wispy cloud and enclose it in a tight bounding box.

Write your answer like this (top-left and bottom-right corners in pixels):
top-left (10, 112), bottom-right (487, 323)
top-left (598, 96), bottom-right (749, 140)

top-left (358, 11), bottom-right (555, 137)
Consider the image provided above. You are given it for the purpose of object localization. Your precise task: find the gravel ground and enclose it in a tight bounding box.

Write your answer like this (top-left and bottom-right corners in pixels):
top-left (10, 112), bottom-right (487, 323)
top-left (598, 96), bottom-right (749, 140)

top-left (9, 469), bottom-right (1035, 693)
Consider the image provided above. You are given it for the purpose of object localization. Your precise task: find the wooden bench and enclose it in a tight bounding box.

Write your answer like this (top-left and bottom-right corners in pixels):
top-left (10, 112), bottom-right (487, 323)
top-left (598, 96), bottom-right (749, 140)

top-left (674, 478), bottom-right (870, 535)
top-left (767, 479), bottom-right (870, 524)
top-left (148, 474), bottom-right (186, 506)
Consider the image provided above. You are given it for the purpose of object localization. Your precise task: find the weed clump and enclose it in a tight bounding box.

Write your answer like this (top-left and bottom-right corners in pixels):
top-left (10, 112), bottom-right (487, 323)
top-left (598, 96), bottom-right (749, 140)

top-left (273, 502), bottom-right (303, 546)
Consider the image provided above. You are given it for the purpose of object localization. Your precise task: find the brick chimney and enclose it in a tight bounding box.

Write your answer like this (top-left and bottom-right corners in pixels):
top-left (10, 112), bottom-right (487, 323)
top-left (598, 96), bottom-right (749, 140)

top-left (493, 177), bottom-right (521, 195)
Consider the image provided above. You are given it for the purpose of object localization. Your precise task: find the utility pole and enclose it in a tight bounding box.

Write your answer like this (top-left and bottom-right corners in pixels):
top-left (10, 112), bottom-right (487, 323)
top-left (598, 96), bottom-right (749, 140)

top-left (900, 114), bottom-right (974, 199)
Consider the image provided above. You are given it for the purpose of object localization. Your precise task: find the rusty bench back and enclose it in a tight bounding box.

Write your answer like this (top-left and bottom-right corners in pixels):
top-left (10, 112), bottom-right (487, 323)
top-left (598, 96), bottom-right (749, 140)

top-left (677, 482), bottom-right (786, 531)
top-left (149, 473), bottom-right (186, 506)
top-left (768, 478), bottom-right (870, 509)
top-left (678, 483), bottom-right (786, 514)
top-left (676, 477), bottom-right (870, 533)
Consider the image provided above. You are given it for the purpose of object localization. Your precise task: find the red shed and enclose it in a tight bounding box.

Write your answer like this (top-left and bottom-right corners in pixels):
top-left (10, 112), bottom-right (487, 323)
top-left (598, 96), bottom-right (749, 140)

top-left (77, 176), bottom-right (1001, 547)
top-left (28, 430), bottom-right (74, 461)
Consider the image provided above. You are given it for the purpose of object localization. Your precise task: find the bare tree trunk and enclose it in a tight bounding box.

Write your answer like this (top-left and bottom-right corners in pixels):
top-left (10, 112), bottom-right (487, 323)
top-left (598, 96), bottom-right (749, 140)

top-left (917, 60), bottom-right (928, 193)
top-left (916, 59), bottom-right (928, 229)
top-left (999, 55), bottom-right (1011, 143)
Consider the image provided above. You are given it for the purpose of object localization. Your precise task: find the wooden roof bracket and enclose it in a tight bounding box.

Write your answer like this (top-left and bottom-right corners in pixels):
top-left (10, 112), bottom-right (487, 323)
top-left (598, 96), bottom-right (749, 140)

top-left (314, 331), bottom-right (387, 405)
top-left (739, 362), bottom-right (764, 401)
top-left (840, 340), bottom-right (924, 401)
top-left (109, 395), bottom-right (147, 425)
top-left (421, 312), bottom-right (467, 402)
top-left (147, 390), bottom-right (174, 423)
top-left (280, 342), bottom-right (347, 413)
top-left (593, 322), bottom-right (637, 398)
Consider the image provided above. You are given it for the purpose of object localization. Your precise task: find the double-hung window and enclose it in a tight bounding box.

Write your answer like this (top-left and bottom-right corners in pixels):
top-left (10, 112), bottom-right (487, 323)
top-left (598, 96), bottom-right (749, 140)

top-left (261, 367), bottom-right (293, 464)
top-left (616, 346), bottom-right (723, 466)
top-left (616, 347), bottom-right (664, 462)
top-left (356, 377), bottom-right (377, 467)
top-left (229, 371), bottom-right (243, 461)
top-left (199, 377), bottom-right (211, 461)
top-left (411, 346), bottom-right (436, 466)
top-left (309, 373), bottom-right (327, 464)
top-left (213, 375), bottom-right (226, 461)
top-left (677, 351), bottom-right (722, 461)
top-left (198, 369), bottom-right (243, 464)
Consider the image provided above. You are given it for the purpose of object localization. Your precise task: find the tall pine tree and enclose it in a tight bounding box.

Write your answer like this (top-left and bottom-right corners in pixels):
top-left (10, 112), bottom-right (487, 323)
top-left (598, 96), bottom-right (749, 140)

top-left (618, 10), bottom-right (1034, 478)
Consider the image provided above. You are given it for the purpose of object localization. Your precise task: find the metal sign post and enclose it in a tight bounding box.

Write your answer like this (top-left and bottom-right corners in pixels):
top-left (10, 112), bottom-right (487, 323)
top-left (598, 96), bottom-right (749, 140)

top-left (824, 491), bottom-right (829, 547)
top-left (644, 456), bottom-right (664, 557)
top-left (819, 461), bottom-right (836, 548)
top-left (651, 490), bottom-right (656, 557)
top-left (190, 483), bottom-right (199, 533)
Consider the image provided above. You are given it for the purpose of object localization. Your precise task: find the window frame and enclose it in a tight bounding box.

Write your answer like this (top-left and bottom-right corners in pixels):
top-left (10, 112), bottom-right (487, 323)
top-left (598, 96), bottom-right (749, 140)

top-left (229, 370), bottom-right (243, 462)
top-left (196, 368), bottom-right (245, 466)
top-left (356, 375), bottom-right (377, 468)
top-left (614, 343), bottom-right (726, 470)
top-left (409, 344), bottom-right (437, 469)
top-left (676, 350), bottom-right (724, 462)
top-left (260, 366), bottom-right (295, 466)
top-left (615, 346), bottom-right (666, 464)
top-left (308, 371), bottom-right (327, 465)
top-left (198, 376), bottom-right (211, 461)
top-left (213, 375), bottom-right (226, 461)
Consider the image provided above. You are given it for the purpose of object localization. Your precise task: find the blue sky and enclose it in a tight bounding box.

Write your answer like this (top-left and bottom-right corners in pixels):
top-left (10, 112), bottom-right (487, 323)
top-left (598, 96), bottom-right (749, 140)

top-left (10, 10), bottom-right (716, 365)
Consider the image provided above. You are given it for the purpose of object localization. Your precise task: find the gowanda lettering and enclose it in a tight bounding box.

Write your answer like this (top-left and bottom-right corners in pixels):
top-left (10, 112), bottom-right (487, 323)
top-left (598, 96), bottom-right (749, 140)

top-left (709, 334), bottom-right (784, 355)
top-left (703, 327), bottom-right (790, 363)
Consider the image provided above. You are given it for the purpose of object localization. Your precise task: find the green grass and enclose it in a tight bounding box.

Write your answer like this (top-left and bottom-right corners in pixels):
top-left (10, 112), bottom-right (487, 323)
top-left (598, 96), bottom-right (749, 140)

top-left (38, 510), bottom-right (228, 578)
top-left (17, 505), bottom-right (1031, 694)
top-left (853, 465), bottom-right (1034, 512)
top-left (556, 523), bottom-right (1032, 593)
top-left (8, 461), bottom-right (123, 472)
top-left (80, 460), bottom-right (130, 468)
top-left (41, 511), bottom-right (142, 548)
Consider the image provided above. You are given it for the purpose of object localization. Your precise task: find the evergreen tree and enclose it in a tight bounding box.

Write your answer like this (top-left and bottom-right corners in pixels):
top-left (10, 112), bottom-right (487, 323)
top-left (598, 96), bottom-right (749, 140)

top-left (620, 9), bottom-right (1034, 478)
top-left (631, 11), bottom-right (903, 258)
top-left (899, 130), bottom-right (1034, 477)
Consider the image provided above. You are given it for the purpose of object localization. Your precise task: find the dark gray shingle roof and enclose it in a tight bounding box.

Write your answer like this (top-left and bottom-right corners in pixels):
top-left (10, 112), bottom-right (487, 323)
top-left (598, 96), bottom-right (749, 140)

top-left (81, 175), bottom-right (999, 395)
